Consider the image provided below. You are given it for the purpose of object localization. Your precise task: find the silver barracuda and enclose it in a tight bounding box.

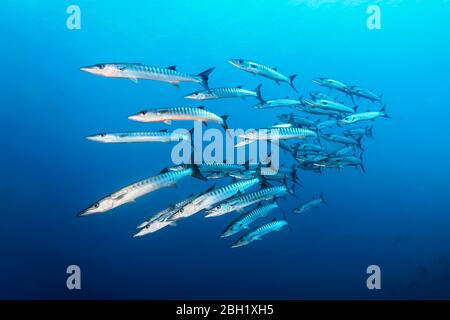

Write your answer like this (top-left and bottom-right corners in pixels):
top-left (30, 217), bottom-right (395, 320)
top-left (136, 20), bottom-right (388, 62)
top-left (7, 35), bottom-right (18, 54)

top-left (254, 98), bottom-right (302, 109)
top-left (303, 99), bottom-right (356, 114)
top-left (221, 202), bottom-right (279, 238)
top-left (291, 143), bottom-right (323, 153)
top-left (80, 63), bottom-right (215, 88)
top-left (167, 177), bottom-right (262, 221)
top-left (277, 113), bottom-right (316, 128)
top-left (326, 154), bottom-right (366, 172)
top-left (309, 91), bottom-right (334, 100)
top-left (78, 165), bottom-right (206, 217)
top-left (343, 126), bottom-right (374, 139)
top-left (236, 127), bottom-right (318, 147)
top-left (228, 59), bottom-right (298, 92)
top-left (128, 106), bottom-right (229, 130)
top-left (86, 129), bottom-right (189, 144)
top-left (347, 85), bottom-right (383, 103)
top-left (321, 133), bottom-right (363, 150)
top-left (312, 78), bottom-right (351, 94)
top-left (231, 219), bottom-right (288, 248)
top-left (316, 119), bottom-right (338, 130)
top-left (205, 183), bottom-right (292, 217)
top-left (293, 192), bottom-right (327, 214)
top-left (338, 106), bottom-right (390, 126)
top-left (329, 145), bottom-right (355, 157)
top-left (297, 105), bottom-right (341, 117)
top-left (184, 84), bottom-right (264, 102)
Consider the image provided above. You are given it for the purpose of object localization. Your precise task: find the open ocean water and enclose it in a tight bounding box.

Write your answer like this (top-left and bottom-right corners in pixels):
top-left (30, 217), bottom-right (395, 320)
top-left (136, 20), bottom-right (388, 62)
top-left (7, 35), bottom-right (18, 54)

top-left (1, 0), bottom-right (450, 299)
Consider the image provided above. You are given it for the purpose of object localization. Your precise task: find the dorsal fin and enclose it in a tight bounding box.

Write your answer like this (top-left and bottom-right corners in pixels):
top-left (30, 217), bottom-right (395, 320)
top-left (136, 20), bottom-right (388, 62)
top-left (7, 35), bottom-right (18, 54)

top-left (159, 167), bottom-right (169, 174)
top-left (166, 65), bottom-right (177, 70)
top-left (273, 67), bottom-right (278, 71)
top-left (236, 85), bottom-right (243, 89)
top-left (158, 129), bottom-right (168, 133)
top-left (197, 106), bottom-right (205, 109)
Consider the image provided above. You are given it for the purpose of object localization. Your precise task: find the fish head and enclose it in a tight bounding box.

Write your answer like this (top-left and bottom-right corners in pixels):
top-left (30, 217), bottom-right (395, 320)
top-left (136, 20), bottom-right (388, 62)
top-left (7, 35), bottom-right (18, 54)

top-left (221, 224), bottom-right (237, 238)
top-left (205, 202), bottom-right (233, 217)
top-left (86, 133), bottom-right (117, 143)
top-left (128, 109), bottom-right (167, 122)
top-left (79, 197), bottom-right (115, 217)
top-left (184, 91), bottom-right (209, 100)
top-left (231, 236), bottom-right (250, 248)
top-left (227, 58), bottom-right (250, 70)
top-left (312, 78), bottom-right (328, 86)
top-left (79, 63), bottom-right (123, 77)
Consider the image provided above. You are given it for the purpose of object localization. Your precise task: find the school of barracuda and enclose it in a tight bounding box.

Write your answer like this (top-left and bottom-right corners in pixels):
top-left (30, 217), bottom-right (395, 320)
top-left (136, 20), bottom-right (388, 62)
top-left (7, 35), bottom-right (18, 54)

top-left (79, 59), bottom-right (390, 248)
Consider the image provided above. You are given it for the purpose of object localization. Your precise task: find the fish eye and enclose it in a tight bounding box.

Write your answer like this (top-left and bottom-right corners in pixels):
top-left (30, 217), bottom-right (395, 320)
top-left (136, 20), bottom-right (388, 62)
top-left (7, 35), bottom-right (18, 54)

top-left (93, 203), bottom-right (99, 208)
top-left (97, 64), bottom-right (105, 69)
top-left (179, 208), bottom-right (184, 213)
top-left (100, 133), bottom-right (106, 137)
top-left (140, 111), bottom-right (147, 115)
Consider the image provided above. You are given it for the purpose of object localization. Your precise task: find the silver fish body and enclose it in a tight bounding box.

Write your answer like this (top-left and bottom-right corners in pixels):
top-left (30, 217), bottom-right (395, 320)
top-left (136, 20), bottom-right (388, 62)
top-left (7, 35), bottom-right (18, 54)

top-left (294, 193), bottom-right (327, 214)
top-left (86, 130), bottom-right (189, 144)
top-left (231, 220), bottom-right (288, 248)
top-left (184, 84), bottom-right (263, 102)
top-left (221, 203), bottom-right (278, 238)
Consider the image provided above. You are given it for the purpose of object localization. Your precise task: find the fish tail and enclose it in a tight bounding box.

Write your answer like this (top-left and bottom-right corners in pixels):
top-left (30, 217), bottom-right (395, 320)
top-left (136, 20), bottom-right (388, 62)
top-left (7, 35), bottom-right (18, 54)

top-left (288, 74), bottom-right (298, 92)
top-left (320, 191), bottom-right (327, 205)
top-left (197, 67), bottom-right (215, 89)
top-left (360, 153), bottom-right (366, 173)
top-left (254, 83), bottom-right (265, 102)
top-left (366, 125), bottom-right (374, 139)
top-left (381, 104), bottom-right (391, 118)
top-left (189, 163), bottom-right (208, 181)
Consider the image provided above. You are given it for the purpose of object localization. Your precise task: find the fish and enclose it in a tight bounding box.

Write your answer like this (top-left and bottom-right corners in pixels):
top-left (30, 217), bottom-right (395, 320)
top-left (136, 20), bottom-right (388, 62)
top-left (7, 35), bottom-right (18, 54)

top-left (205, 182), bottom-right (293, 217)
top-left (254, 98), bottom-right (302, 109)
top-left (184, 84), bottom-right (264, 102)
top-left (338, 106), bottom-right (390, 126)
top-left (312, 78), bottom-right (351, 94)
top-left (78, 165), bottom-right (206, 217)
top-left (236, 127), bottom-right (318, 147)
top-left (347, 85), bottom-right (383, 103)
top-left (228, 59), bottom-right (298, 92)
top-left (133, 193), bottom-right (199, 237)
top-left (79, 63), bottom-right (215, 88)
top-left (297, 105), bottom-right (341, 117)
top-left (326, 154), bottom-right (366, 172)
top-left (291, 143), bottom-right (324, 153)
top-left (321, 133), bottom-right (363, 150)
top-left (86, 129), bottom-right (189, 144)
top-left (221, 202), bottom-right (278, 238)
top-left (167, 177), bottom-right (263, 221)
top-left (303, 99), bottom-right (356, 114)
top-left (343, 126), bottom-right (374, 139)
top-left (329, 145), bottom-right (355, 157)
top-left (231, 219), bottom-right (288, 248)
top-left (277, 113), bottom-right (316, 128)
top-left (309, 91), bottom-right (334, 101)
top-left (293, 192), bottom-right (327, 214)
top-left (128, 106), bottom-right (229, 130)
top-left (316, 119), bottom-right (338, 130)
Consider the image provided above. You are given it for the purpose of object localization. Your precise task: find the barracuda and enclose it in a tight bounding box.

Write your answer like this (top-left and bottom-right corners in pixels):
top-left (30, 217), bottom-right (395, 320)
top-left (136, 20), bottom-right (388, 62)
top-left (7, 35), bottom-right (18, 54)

top-left (221, 202), bottom-right (279, 238)
top-left (236, 127), bottom-right (318, 147)
top-left (312, 78), bottom-right (351, 94)
top-left (231, 219), bottom-right (288, 248)
top-left (80, 63), bottom-right (215, 88)
top-left (316, 119), bottom-right (338, 130)
top-left (347, 85), bottom-right (383, 103)
top-left (329, 145), bottom-right (355, 157)
top-left (228, 59), bottom-right (298, 92)
top-left (277, 113), bottom-right (316, 128)
top-left (205, 184), bottom-right (292, 217)
top-left (78, 165), bottom-right (206, 217)
top-left (86, 129), bottom-right (189, 144)
top-left (254, 98), bottom-right (302, 109)
top-left (127, 106), bottom-right (228, 130)
top-left (326, 154), bottom-right (366, 172)
top-left (184, 84), bottom-right (264, 102)
top-left (338, 106), bottom-right (390, 126)
top-left (303, 99), bottom-right (356, 114)
top-left (321, 133), bottom-right (363, 150)
top-left (167, 177), bottom-right (262, 221)
top-left (293, 192), bottom-right (327, 214)
top-left (297, 105), bottom-right (341, 117)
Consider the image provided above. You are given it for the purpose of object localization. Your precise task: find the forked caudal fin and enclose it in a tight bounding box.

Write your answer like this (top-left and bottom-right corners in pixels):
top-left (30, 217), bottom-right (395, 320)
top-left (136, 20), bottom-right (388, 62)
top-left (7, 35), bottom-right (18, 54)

top-left (254, 84), bottom-right (264, 102)
top-left (197, 67), bottom-right (215, 89)
top-left (288, 74), bottom-right (298, 92)
top-left (320, 191), bottom-right (327, 205)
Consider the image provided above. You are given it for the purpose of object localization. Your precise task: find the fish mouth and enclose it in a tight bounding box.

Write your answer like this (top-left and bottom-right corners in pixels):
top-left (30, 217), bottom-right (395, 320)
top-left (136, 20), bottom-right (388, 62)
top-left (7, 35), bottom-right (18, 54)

top-left (183, 94), bottom-right (197, 100)
top-left (85, 135), bottom-right (101, 142)
top-left (128, 114), bottom-right (142, 121)
top-left (312, 79), bottom-right (322, 85)
top-left (77, 209), bottom-right (91, 217)
top-left (79, 66), bottom-right (95, 74)
top-left (227, 59), bottom-right (240, 68)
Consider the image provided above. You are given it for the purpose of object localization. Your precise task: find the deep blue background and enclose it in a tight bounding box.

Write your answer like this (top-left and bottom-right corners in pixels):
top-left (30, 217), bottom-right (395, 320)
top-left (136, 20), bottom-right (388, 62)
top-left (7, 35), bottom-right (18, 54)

top-left (1, 0), bottom-right (450, 299)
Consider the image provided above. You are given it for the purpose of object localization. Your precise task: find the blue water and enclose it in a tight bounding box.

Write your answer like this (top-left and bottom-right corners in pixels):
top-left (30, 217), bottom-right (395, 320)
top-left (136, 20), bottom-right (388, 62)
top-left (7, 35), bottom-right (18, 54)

top-left (2, 0), bottom-right (450, 299)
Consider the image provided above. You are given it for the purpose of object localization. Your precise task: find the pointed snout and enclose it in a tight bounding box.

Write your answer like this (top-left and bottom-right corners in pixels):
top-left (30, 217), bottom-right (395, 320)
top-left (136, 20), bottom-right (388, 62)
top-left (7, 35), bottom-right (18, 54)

top-left (79, 66), bottom-right (95, 74)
